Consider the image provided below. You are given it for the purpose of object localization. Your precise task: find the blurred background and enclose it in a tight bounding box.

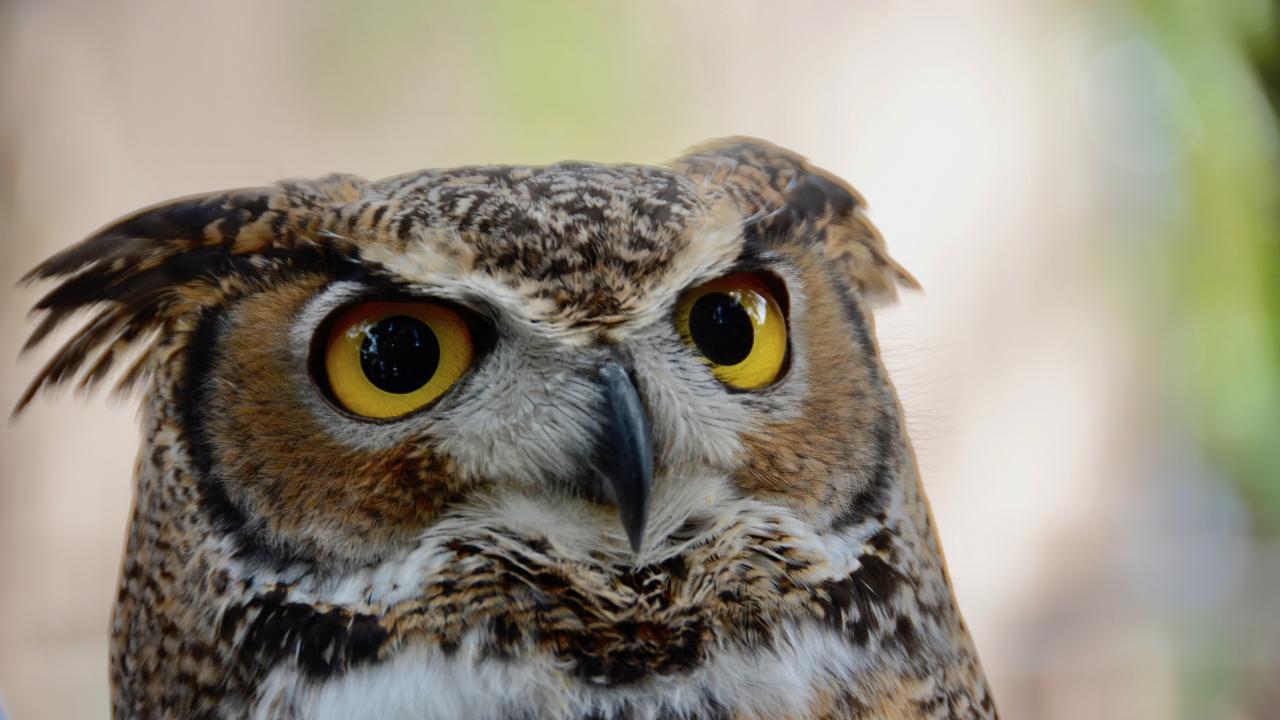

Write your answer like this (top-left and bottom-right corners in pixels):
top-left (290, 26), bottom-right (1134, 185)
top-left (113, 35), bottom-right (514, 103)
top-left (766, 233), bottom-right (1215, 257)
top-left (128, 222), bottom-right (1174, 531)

top-left (1, 0), bottom-right (1277, 717)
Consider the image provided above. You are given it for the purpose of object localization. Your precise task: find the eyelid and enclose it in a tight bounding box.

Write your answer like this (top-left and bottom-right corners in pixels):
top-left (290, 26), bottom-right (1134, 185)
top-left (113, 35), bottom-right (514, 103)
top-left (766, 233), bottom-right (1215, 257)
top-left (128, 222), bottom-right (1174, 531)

top-left (680, 264), bottom-right (791, 318)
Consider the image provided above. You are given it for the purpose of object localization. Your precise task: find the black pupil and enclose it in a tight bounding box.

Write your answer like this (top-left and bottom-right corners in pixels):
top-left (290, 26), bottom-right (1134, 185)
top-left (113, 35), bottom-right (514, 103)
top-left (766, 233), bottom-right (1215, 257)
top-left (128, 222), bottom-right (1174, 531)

top-left (688, 293), bottom-right (754, 366)
top-left (359, 316), bottom-right (440, 394)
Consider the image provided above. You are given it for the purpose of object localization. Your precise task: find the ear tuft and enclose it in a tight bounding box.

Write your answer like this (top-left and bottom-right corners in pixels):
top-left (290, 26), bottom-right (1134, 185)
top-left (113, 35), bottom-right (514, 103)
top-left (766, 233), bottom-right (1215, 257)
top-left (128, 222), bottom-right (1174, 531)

top-left (671, 137), bottom-right (919, 302)
top-left (14, 177), bottom-right (369, 415)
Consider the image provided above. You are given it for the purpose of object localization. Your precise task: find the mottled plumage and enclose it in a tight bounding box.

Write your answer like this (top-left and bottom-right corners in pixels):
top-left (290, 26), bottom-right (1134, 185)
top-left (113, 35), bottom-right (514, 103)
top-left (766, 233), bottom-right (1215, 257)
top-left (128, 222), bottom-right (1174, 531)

top-left (20, 138), bottom-right (995, 719)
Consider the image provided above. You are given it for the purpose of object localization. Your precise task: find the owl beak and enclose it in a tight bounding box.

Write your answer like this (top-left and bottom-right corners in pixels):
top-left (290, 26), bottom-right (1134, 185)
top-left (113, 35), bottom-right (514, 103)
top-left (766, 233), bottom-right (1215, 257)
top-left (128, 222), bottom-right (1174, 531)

top-left (595, 361), bottom-right (654, 553)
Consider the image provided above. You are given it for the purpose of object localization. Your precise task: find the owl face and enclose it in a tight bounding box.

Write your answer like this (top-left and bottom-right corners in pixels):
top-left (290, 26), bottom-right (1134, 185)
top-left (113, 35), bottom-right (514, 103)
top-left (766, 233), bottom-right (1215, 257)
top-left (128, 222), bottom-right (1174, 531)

top-left (20, 139), bottom-right (997, 719)
top-left (179, 161), bottom-right (901, 569)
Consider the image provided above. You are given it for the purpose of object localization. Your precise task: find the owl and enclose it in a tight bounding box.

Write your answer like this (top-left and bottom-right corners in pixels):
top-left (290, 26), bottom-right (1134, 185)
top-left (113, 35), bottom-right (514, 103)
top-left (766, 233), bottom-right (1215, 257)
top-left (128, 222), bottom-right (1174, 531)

top-left (19, 138), bottom-right (995, 719)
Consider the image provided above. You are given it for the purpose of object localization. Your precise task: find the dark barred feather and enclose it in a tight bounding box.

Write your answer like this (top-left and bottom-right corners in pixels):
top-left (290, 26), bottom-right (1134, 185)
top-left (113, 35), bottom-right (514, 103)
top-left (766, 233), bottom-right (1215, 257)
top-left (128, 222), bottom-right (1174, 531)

top-left (15, 180), bottom-right (362, 414)
top-left (671, 137), bottom-right (920, 300)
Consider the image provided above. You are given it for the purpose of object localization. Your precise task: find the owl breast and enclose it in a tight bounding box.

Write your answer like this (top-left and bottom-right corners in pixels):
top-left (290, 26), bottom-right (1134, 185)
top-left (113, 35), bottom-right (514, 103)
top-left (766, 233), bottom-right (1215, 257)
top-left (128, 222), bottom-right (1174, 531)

top-left (260, 624), bottom-right (870, 720)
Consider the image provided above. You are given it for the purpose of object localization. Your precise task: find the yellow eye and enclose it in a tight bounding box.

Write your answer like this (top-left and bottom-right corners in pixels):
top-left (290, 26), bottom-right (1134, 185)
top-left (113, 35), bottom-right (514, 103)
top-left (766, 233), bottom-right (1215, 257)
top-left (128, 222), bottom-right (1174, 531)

top-left (674, 273), bottom-right (787, 389)
top-left (322, 301), bottom-right (474, 419)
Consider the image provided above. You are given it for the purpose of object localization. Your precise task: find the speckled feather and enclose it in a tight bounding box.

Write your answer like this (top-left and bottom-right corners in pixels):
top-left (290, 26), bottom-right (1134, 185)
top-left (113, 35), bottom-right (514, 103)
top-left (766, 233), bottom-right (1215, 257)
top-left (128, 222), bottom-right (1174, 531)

top-left (20, 138), bottom-right (995, 719)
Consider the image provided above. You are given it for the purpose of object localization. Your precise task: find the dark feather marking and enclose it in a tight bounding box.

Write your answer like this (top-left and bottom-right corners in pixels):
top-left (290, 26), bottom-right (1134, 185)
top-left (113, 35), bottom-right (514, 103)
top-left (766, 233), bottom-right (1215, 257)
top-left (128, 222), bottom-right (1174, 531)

top-left (816, 260), bottom-right (903, 531)
top-left (226, 588), bottom-right (388, 679)
top-left (20, 190), bottom-right (272, 283)
top-left (672, 137), bottom-right (918, 301)
top-left (181, 308), bottom-right (250, 544)
top-left (830, 411), bottom-right (898, 531)
top-left (821, 262), bottom-right (876, 357)
top-left (14, 185), bottom-right (345, 414)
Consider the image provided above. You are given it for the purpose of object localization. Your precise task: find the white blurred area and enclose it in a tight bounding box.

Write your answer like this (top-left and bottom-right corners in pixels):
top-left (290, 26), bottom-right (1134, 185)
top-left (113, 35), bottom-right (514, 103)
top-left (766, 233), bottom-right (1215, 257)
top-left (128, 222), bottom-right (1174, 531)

top-left (1, 1), bottom-right (1272, 718)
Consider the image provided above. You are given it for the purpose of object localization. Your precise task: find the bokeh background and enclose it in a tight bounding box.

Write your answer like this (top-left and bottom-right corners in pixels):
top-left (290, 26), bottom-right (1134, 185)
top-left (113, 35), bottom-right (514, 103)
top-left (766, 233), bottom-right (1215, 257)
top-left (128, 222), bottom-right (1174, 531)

top-left (2, 1), bottom-right (1278, 717)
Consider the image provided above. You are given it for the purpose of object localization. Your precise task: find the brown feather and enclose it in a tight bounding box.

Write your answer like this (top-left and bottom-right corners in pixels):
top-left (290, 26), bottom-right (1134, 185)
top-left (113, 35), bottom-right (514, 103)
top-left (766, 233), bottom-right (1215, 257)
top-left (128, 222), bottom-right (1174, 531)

top-left (14, 186), bottom-right (348, 414)
top-left (671, 136), bottom-right (920, 301)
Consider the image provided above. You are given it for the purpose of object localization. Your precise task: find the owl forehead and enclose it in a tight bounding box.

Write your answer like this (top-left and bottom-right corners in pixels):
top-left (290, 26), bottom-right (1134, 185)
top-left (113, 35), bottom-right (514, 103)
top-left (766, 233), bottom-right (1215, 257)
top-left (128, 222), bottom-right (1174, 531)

top-left (356, 163), bottom-right (747, 327)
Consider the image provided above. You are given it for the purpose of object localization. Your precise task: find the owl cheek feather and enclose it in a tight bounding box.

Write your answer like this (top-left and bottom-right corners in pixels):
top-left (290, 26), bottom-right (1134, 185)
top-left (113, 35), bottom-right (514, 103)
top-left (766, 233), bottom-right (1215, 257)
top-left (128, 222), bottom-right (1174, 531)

top-left (190, 282), bottom-right (473, 564)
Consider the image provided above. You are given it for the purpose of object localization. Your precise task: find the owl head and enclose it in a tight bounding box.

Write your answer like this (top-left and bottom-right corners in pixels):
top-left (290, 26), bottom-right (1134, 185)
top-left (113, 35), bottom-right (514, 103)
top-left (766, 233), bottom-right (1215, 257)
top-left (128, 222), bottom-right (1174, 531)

top-left (19, 139), bottom-right (991, 718)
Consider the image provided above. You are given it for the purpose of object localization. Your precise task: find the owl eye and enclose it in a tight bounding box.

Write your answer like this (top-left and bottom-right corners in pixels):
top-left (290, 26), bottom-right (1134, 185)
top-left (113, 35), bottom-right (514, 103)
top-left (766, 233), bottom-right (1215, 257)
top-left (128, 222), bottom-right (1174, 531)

top-left (321, 300), bottom-right (474, 419)
top-left (675, 273), bottom-right (788, 389)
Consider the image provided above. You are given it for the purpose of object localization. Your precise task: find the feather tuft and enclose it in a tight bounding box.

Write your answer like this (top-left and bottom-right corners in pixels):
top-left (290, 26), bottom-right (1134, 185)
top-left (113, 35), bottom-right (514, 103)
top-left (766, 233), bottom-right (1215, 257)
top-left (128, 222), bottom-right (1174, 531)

top-left (15, 181), bottom-right (364, 415)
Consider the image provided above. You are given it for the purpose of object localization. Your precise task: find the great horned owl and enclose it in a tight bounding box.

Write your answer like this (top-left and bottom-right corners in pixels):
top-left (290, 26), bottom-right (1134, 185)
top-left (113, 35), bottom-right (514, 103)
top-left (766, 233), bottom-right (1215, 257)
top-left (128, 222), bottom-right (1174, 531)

top-left (19, 138), bottom-right (995, 719)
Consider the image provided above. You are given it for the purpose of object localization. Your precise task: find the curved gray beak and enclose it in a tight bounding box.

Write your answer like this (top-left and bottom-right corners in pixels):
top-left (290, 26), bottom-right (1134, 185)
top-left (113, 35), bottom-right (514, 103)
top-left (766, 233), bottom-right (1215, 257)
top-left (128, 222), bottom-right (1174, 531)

top-left (594, 361), bottom-right (654, 553)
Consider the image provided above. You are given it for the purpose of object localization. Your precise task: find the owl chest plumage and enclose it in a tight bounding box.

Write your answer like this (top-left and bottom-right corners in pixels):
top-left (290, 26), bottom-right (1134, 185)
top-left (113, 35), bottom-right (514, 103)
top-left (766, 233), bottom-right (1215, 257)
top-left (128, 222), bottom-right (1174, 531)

top-left (257, 624), bottom-right (885, 720)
